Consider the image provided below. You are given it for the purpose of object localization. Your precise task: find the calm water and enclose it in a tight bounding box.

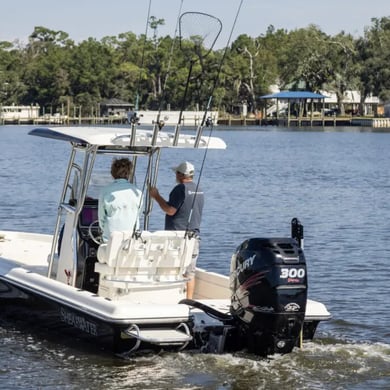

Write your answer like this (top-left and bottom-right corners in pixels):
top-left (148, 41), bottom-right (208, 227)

top-left (0, 125), bottom-right (389, 389)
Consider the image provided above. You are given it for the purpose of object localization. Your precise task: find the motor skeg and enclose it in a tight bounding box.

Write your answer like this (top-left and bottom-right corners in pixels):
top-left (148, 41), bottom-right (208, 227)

top-left (230, 237), bottom-right (307, 355)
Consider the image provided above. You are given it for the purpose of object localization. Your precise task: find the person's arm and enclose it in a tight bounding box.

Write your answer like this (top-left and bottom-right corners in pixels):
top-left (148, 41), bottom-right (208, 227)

top-left (149, 186), bottom-right (177, 216)
top-left (98, 192), bottom-right (106, 230)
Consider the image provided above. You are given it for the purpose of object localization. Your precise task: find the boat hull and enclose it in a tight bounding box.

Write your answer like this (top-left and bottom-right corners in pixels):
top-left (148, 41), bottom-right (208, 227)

top-left (0, 230), bottom-right (331, 356)
top-left (0, 276), bottom-right (195, 354)
top-left (0, 274), bottom-right (328, 355)
top-left (0, 277), bottom-right (131, 352)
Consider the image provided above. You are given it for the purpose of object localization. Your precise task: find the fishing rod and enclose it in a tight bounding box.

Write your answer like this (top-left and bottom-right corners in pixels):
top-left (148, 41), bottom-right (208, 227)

top-left (138, 8), bottom-right (225, 235)
top-left (149, 0), bottom-right (184, 146)
top-left (194, 0), bottom-right (244, 147)
top-left (130, 0), bottom-right (184, 212)
top-left (185, 0), bottom-right (244, 234)
top-left (127, 0), bottom-right (186, 232)
top-left (128, 0), bottom-right (152, 146)
top-left (171, 11), bottom-right (223, 146)
top-left (134, 0), bottom-right (152, 112)
top-left (141, 0), bottom-right (185, 226)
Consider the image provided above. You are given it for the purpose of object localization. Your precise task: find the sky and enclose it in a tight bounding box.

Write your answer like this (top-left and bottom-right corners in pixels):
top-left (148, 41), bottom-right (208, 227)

top-left (1, 0), bottom-right (390, 48)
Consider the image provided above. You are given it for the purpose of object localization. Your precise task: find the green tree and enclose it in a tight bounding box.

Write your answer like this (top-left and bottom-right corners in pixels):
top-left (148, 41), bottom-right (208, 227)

top-left (224, 32), bottom-right (279, 115)
top-left (357, 17), bottom-right (390, 106)
top-left (113, 32), bottom-right (145, 104)
top-left (322, 32), bottom-right (359, 115)
top-left (2, 18), bottom-right (390, 118)
top-left (22, 27), bottom-right (73, 110)
top-left (69, 38), bottom-right (119, 115)
top-left (0, 41), bottom-right (27, 104)
top-left (275, 25), bottom-right (331, 91)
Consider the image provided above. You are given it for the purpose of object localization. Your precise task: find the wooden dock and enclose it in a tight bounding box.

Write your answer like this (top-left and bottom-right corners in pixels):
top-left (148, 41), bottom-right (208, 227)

top-left (2, 114), bottom-right (390, 129)
top-left (217, 116), bottom-right (351, 127)
top-left (217, 115), bottom-right (390, 128)
top-left (0, 110), bottom-right (219, 127)
top-left (0, 116), bottom-right (129, 126)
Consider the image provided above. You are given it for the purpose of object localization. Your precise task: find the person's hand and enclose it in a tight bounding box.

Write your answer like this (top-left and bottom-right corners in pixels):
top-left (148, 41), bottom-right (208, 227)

top-left (148, 185), bottom-right (159, 199)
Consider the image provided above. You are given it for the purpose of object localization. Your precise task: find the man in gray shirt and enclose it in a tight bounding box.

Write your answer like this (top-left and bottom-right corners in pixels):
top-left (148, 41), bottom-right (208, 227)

top-left (149, 161), bottom-right (203, 299)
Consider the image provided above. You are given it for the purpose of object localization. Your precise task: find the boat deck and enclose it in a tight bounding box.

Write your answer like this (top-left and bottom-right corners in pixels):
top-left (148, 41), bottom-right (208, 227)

top-left (0, 230), bottom-right (331, 323)
top-left (0, 231), bottom-right (52, 274)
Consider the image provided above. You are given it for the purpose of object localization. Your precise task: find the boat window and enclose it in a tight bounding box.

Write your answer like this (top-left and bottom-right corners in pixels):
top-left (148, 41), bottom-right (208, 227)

top-left (62, 163), bottom-right (82, 205)
top-left (87, 170), bottom-right (111, 199)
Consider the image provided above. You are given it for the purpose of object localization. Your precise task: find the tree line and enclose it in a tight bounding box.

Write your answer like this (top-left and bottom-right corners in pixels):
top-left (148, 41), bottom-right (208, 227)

top-left (0, 16), bottom-right (389, 117)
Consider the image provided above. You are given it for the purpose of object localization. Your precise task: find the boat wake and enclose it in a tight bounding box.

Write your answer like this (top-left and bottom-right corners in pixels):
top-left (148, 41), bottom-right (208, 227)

top-left (1, 315), bottom-right (389, 389)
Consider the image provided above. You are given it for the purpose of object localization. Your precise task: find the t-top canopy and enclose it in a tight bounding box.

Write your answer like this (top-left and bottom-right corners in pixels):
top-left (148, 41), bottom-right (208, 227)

top-left (29, 126), bottom-right (227, 150)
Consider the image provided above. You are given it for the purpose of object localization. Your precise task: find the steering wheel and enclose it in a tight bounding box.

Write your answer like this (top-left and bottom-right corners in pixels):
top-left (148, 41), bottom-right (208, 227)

top-left (88, 219), bottom-right (103, 245)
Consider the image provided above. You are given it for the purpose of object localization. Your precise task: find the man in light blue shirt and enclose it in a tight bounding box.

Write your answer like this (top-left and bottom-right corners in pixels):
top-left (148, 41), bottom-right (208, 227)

top-left (98, 158), bottom-right (143, 242)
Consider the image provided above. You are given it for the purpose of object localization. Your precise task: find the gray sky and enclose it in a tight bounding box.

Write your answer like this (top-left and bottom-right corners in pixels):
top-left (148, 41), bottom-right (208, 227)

top-left (1, 0), bottom-right (390, 48)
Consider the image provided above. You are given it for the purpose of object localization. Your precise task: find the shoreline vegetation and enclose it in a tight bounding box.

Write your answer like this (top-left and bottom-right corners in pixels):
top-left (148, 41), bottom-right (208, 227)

top-left (1, 17), bottom-right (390, 124)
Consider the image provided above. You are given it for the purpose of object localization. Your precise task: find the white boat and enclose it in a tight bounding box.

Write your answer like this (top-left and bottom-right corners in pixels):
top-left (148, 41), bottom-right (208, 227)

top-left (0, 124), bottom-right (331, 356)
top-left (136, 110), bottom-right (219, 126)
top-left (0, 105), bottom-right (40, 122)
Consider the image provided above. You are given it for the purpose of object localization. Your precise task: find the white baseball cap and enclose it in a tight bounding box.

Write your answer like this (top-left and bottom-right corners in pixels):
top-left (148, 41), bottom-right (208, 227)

top-left (172, 161), bottom-right (195, 176)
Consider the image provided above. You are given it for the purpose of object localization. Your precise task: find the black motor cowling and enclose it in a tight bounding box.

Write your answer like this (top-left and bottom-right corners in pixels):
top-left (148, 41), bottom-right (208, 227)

top-left (230, 237), bottom-right (307, 355)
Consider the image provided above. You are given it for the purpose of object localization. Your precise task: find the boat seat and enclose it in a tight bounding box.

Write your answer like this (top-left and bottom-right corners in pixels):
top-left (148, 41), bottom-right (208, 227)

top-left (95, 230), bottom-right (197, 301)
top-left (96, 230), bottom-right (153, 269)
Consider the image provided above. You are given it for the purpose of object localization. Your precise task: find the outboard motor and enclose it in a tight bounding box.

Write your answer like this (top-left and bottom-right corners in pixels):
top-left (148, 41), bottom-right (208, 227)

top-left (230, 231), bottom-right (307, 356)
